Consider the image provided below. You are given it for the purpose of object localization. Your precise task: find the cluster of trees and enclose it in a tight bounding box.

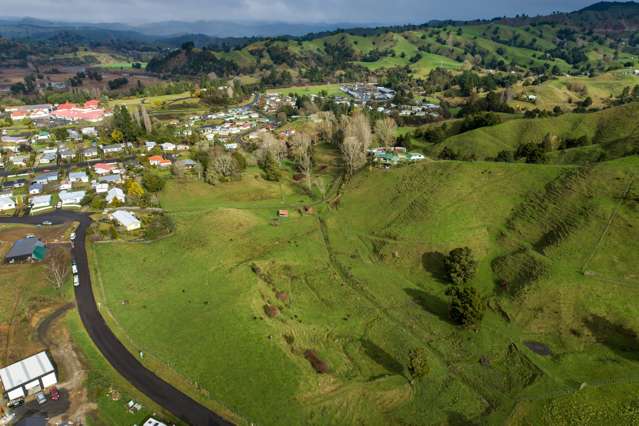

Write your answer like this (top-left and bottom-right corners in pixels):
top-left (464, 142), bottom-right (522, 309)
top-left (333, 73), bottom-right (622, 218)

top-left (443, 247), bottom-right (485, 328)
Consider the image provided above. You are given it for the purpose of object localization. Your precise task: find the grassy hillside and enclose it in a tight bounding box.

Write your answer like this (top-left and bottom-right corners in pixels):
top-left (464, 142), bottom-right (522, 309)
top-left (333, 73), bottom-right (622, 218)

top-left (90, 153), bottom-right (639, 424)
top-left (146, 3), bottom-right (639, 79)
top-left (433, 102), bottom-right (639, 162)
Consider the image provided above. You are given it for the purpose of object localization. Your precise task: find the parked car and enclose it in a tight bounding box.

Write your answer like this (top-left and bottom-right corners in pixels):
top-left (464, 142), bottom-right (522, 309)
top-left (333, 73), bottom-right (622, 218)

top-left (70, 232), bottom-right (76, 241)
top-left (49, 386), bottom-right (60, 401)
top-left (73, 275), bottom-right (79, 287)
top-left (7, 398), bottom-right (24, 408)
top-left (42, 220), bottom-right (52, 226)
top-left (35, 391), bottom-right (47, 405)
top-left (72, 261), bottom-right (78, 275)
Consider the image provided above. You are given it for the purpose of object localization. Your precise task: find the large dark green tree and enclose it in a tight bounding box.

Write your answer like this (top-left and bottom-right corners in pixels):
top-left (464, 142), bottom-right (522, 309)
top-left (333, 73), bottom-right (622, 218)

top-left (446, 285), bottom-right (485, 328)
top-left (445, 247), bottom-right (478, 285)
top-left (111, 105), bottom-right (142, 142)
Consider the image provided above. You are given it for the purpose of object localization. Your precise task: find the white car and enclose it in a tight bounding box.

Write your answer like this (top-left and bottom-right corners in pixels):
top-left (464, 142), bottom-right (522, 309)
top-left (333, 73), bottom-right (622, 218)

top-left (70, 232), bottom-right (76, 241)
top-left (72, 262), bottom-right (78, 275)
top-left (73, 275), bottom-right (80, 287)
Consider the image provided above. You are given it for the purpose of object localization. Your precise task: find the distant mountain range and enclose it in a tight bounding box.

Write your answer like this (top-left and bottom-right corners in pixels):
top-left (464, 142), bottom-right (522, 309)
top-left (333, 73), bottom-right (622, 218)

top-left (0, 17), bottom-right (380, 40)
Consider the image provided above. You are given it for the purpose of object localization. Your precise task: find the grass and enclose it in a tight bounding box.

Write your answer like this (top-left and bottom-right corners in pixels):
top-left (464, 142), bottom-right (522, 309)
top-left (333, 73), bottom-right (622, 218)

top-left (268, 83), bottom-right (343, 97)
top-left (89, 152), bottom-right (639, 424)
top-left (434, 102), bottom-right (639, 161)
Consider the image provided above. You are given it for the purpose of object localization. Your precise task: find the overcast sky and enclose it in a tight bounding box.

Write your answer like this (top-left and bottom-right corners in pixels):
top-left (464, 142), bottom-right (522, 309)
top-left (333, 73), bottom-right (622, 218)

top-left (2, 0), bottom-right (602, 24)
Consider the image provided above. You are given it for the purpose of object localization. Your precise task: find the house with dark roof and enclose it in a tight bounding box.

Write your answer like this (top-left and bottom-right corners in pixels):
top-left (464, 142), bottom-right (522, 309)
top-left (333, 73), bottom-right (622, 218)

top-left (4, 237), bottom-right (46, 263)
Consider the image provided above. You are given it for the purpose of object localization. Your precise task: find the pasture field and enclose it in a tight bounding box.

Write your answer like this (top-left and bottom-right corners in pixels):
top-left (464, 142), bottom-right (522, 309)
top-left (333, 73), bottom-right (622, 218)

top-left (91, 153), bottom-right (639, 424)
top-left (268, 83), bottom-right (343, 97)
top-left (433, 102), bottom-right (639, 162)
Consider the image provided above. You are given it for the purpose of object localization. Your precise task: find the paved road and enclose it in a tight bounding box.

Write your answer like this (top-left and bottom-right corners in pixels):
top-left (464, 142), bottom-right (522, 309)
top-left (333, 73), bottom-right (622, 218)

top-left (0, 211), bottom-right (231, 426)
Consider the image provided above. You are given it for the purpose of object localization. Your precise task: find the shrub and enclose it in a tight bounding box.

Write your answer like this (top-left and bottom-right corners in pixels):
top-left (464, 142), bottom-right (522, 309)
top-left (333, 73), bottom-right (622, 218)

top-left (264, 304), bottom-right (280, 318)
top-left (408, 348), bottom-right (429, 379)
top-left (142, 172), bottom-right (166, 193)
top-left (445, 247), bottom-right (478, 285)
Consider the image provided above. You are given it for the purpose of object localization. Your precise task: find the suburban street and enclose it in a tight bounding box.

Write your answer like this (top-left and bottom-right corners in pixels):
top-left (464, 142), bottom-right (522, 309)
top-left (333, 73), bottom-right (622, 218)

top-left (0, 211), bottom-right (231, 426)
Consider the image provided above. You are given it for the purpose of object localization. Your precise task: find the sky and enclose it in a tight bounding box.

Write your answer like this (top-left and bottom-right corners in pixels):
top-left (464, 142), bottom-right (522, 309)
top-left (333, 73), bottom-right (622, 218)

top-left (1, 0), bottom-right (606, 24)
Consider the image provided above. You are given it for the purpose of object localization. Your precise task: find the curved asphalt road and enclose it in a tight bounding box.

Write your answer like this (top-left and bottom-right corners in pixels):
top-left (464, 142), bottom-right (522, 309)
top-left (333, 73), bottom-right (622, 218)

top-left (0, 211), bottom-right (231, 426)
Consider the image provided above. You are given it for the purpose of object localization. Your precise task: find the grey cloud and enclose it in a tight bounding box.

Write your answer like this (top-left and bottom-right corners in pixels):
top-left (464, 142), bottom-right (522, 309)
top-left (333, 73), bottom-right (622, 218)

top-left (1, 0), bottom-right (600, 24)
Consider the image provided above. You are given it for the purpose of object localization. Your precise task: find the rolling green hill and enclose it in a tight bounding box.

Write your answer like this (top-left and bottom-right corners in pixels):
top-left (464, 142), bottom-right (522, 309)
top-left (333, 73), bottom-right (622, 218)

top-left (432, 102), bottom-right (639, 162)
top-left (146, 2), bottom-right (639, 80)
top-left (89, 152), bottom-right (639, 424)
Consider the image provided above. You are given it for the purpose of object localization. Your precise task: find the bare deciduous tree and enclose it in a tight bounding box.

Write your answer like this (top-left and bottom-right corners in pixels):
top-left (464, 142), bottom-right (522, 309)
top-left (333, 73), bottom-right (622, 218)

top-left (375, 117), bottom-right (397, 148)
top-left (340, 112), bottom-right (372, 178)
top-left (141, 105), bottom-right (153, 134)
top-left (257, 132), bottom-right (286, 162)
top-left (46, 246), bottom-right (70, 289)
top-left (317, 111), bottom-right (337, 143)
top-left (291, 132), bottom-right (313, 189)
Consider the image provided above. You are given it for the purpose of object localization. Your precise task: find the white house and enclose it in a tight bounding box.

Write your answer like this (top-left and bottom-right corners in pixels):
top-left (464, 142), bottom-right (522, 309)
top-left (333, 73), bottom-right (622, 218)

top-left (143, 418), bottom-right (167, 426)
top-left (0, 195), bottom-right (15, 212)
top-left (106, 188), bottom-right (126, 204)
top-left (30, 195), bottom-right (52, 209)
top-left (69, 171), bottom-right (89, 183)
top-left (58, 180), bottom-right (72, 191)
top-left (81, 127), bottom-right (98, 137)
top-left (0, 351), bottom-right (58, 401)
top-left (102, 144), bottom-right (125, 154)
top-left (145, 141), bottom-right (157, 152)
top-left (94, 163), bottom-right (119, 175)
top-left (160, 142), bottom-right (176, 151)
top-left (9, 156), bottom-right (27, 167)
top-left (38, 152), bottom-right (57, 165)
top-left (29, 183), bottom-right (43, 195)
top-left (58, 190), bottom-right (86, 206)
top-left (111, 210), bottom-right (141, 231)
top-left (83, 147), bottom-right (98, 158)
top-left (93, 182), bottom-right (109, 194)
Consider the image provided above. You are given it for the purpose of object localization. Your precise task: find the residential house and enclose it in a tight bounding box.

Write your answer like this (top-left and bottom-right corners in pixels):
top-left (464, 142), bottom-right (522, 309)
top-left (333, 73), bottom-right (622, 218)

top-left (160, 142), bottom-right (176, 151)
top-left (58, 148), bottom-right (74, 160)
top-left (176, 159), bottom-right (197, 169)
top-left (67, 129), bottom-right (81, 141)
top-left (83, 147), bottom-right (98, 158)
top-left (58, 190), bottom-right (86, 206)
top-left (30, 194), bottom-right (52, 210)
top-left (0, 195), bottom-right (15, 212)
top-left (33, 172), bottom-right (58, 185)
top-left (111, 210), bottom-right (141, 231)
top-left (102, 144), bottom-right (124, 155)
top-left (106, 188), bottom-right (126, 204)
top-left (4, 179), bottom-right (26, 189)
top-left (408, 152), bottom-right (425, 161)
top-left (81, 127), bottom-right (97, 137)
top-left (145, 141), bottom-right (157, 152)
top-left (35, 131), bottom-right (50, 142)
top-left (94, 163), bottom-right (119, 175)
top-left (99, 174), bottom-right (123, 185)
top-left (93, 182), bottom-right (109, 194)
top-left (143, 418), bottom-right (167, 426)
top-left (69, 171), bottom-right (89, 183)
top-left (9, 155), bottom-right (27, 167)
top-left (176, 144), bottom-right (189, 151)
top-left (38, 152), bottom-right (57, 165)
top-left (29, 183), bottom-right (43, 195)
top-left (148, 155), bottom-right (172, 168)
top-left (58, 180), bottom-right (72, 191)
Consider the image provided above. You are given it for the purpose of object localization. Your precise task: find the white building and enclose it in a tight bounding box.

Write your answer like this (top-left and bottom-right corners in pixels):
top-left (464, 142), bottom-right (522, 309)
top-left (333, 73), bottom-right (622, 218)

top-left (93, 182), bottom-right (109, 194)
top-left (143, 418), bottom-right (167, 426)
top-left (69, 171), bottom-right (89, 183)
top-left (0, 351), bottom-right (58, 401)
top-left (106, 188), bottom-right (126, 204)
top-left (30, 195), bottom-right (52, 209)
top-left (59, 190), bottom-right (85, 206)
top-left (160, 142), bottom-right (176, 151)
top-left (111, 210), bottom-right (141, 231)
top-left (0, 195), bottom-right (15, 211)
